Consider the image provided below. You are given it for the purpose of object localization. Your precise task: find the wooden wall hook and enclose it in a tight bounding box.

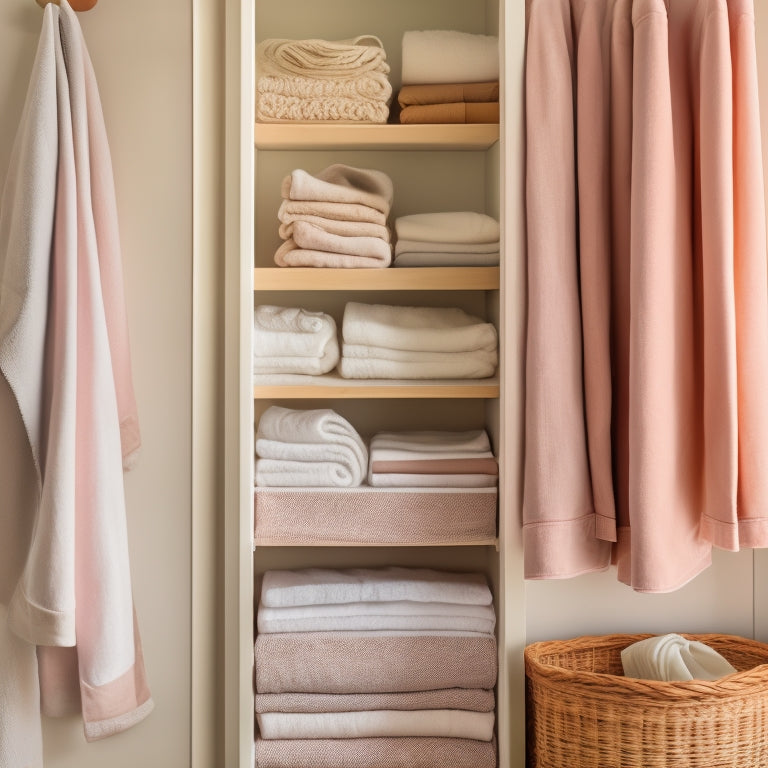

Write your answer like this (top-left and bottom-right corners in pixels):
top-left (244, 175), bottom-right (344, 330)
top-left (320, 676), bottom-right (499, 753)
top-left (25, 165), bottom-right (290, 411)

top-left (36, 0), bottom-right (99, 11)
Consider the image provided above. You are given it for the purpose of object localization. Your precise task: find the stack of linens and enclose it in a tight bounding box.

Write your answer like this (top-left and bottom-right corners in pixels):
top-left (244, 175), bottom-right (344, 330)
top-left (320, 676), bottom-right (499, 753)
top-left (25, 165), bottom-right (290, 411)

top-left (394, 211), bottom-right (500, 267)
top-left (254, 567), bottom-right (498, 768)
top-left (339, 301), bottom-right (498, 379)
top-left (255, 406), bottom-right (367, 488)
top-left (257, 35), bottom-right (392, 123)
top-left (397, 31), bottom-right (499, 124)
top-left (276, 164), bottom-right (394, 268)
top-left (368, 429), bottom-right (498, 488)
top-left (253, 305), bottom-right (339, 375)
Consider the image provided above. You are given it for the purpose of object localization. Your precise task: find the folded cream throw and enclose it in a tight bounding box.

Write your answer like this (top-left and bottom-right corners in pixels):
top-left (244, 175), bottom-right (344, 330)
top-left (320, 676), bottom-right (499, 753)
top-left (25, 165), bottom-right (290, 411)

top-left (253, 736), bottom-right (498, 768)
top-left (261, 566), bottom-right (492, 607)
top-left (259, 73), bottom-right (391, 101)
top-left (401, 30), bottom-right (499, 85)
top-left (254, 633), bottom-right (498, 693)
top-left (253, 486), bottom-right (498, 546)
top-left (394, 212), bottom-right (500, 244)
top-left (258, 94), bottom-right (390, 123)
top-left (254, 688), bottom-right (495, 714)
top-left (282, 165), bottom-right (393, 215)
top-left (257, 599), bottom-right (496, 635)
top-left (278, 198), bottom-right (387, 226)
top-left (398, 81), bottom-right (499, 107)
top-left (257, 708), bottom-right (495, 741)
top-left (253, 305), bottom-right (339, 376)
top-left (342, 302), bottom-right (497, 353)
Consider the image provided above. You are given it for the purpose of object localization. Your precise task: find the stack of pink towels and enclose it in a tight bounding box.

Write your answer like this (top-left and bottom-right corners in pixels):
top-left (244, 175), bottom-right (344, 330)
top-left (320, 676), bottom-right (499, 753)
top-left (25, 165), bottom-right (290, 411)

top-left (254, 567), bottom-right (498, 768)
top-left (275, 164), bottom-right (394, 268)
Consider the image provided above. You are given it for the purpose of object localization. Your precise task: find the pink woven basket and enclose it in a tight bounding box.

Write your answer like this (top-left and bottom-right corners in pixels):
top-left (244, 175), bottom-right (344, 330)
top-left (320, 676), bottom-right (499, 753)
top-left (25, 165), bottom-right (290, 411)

top-left (525, 633), bottom-right (768, 768)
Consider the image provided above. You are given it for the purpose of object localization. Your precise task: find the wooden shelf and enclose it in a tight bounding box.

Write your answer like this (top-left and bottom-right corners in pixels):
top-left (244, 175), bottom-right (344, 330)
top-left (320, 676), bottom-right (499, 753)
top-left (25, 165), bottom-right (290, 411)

top-left (253, 374), bottom-right (500, 399)
top-left (254, 266), bottom-right (500, 291)
top-left (254, 122), bottom-right (500, 150)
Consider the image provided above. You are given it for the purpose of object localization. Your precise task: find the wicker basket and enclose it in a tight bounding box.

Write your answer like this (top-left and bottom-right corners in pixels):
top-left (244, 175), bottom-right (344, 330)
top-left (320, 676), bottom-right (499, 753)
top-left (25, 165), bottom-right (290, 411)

top-left (525, 633), bottom-right (768, 768)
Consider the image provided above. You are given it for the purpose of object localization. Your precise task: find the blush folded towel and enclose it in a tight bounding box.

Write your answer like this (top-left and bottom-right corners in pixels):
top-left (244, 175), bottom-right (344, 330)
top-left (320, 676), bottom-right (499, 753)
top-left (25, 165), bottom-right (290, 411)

top-left (342, 302), bottom-right (498, 354)
top-left (261, 566), bottom-right (492, 607)
top-left (621, 634), bottom-right (737, 681)
top-left (371, 429), bottom-right (492, 454)
top-left (253, 305), bottom-right (339, 375)
top-left (257, 599), bottom-right (496, 635)
top-left (394, 212), bottom-right (500, 244)
top-left (253, 735), bottom-right (498, 768)
top-left (369, 472), bottom-right (499, 488)
top-left (278, 199), bottom-right (388, 226)
top-left (401, 30), bottom-right (499, 85)
top-left (282, 165), bottom-right (394, 215)
top-left (254, 689), bottom-right (496, 714)
top-left (278, 216), bottom-right (390, 242)
top-left (254, 632), bottom-right (498, 693)
top-left (257, 708), bottom-right (495, 741)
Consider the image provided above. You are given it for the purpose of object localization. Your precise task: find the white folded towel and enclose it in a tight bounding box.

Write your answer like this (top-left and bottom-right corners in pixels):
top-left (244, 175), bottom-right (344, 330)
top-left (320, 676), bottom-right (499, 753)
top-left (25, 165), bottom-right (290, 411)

top-left (253, 305), bottom-right (339, 376)
top-left (256, 709), bottom-right (495, 741)
top-left (401, 30), bottom-right (499, 85)
top-left (621, 634), bottom-right (737, 682)
top-left (282, 165), bottom-right (394, 215)
top-left (340, 346), bottom-right (497, 379)
top-left (261, 567), bottom-right (493, 607)
top-left (394, 239), bottom-right (501, 256)
top-left (255, 407), bottom-right (367, 487)
top-left (371, 430), bottom-right (492, 454)
top-left (394, 212), bottom-right (500, 244)
top-left (257, 599), bottom-right (496, 635)
top-left (342, 302), bottom-right (498, 353)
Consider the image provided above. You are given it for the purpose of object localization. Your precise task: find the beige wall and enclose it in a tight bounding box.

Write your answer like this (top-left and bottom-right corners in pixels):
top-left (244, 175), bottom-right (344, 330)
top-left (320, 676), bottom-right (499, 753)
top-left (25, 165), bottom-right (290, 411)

top-left (0, 1), bottom-right (194, 766)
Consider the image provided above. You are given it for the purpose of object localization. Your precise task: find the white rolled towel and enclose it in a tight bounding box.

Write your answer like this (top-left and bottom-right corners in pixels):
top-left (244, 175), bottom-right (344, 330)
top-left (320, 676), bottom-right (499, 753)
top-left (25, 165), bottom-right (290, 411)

top-left (282, 165), bottom-right (394, 215)
top-left (253, 305), bottom-right (339, 375)
top-left (342, 302), bottom-right (498, 353)
top-left (257, 709), bottom-right (495, 741)
top-left (394, 212), bottom-right (500, 244)
top-left (401, 30), bottom-right (499, 85)
top-left (261, 566), bottom-right (493, 607)
top-left (621, 634), bottom-right (737, 682)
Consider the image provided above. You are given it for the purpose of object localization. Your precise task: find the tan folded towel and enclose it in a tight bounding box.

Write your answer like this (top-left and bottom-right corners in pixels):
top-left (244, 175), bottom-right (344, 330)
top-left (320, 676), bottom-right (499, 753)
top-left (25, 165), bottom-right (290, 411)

top-left (254, 633), bottom-right (498, 693)
top-left (254, 688), bottom-right (495, 714)
top-left (398, 81), bottom-right (499, 107)
top-left (399, 102), bottom-right (499, 124)
top-left (278, 198), bottom-right (388, 226)
top-left (253, 736), bottom-right (497, 768)
top-left (279, 216), bottom-right (390, 242)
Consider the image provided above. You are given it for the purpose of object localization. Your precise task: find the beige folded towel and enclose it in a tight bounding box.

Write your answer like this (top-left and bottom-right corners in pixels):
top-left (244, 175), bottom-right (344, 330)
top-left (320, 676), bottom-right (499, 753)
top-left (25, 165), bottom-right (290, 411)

top-left (395, 211), bottom-right (500, 244)
top-left (275, 240), bottom-right (391, 269)
top-left (282, 165), bottom-right (394, 214)
top-left (259, 72), bottom-right (391, 101)
top-left (290, 220), bottom-right (392, 260)
top-left (278, 198), bottom-right (388, 226)
top-left (258, 94), bottom-right (390, 123)
top-left (254, 632), bottom-right (498, 693)
top-left (279, 215), bottom-right (390, 242)
top-left (393, 251), bottom-right (500, 267)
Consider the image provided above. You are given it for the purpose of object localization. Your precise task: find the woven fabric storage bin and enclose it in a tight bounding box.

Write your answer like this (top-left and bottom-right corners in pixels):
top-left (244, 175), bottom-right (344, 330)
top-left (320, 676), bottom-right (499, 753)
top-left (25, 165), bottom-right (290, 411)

top-left (525, 633), bottom-right (768, 768)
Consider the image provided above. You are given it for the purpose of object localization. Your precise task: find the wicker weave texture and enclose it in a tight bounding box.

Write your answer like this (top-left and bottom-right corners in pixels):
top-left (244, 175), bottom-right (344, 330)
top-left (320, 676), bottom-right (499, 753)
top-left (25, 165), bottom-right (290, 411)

top-left (525, 633), bottom-right (768, 768)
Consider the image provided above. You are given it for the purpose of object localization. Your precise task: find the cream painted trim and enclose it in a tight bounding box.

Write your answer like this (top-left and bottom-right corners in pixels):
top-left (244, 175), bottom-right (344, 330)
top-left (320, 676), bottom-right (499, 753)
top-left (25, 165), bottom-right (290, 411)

top-left (191, 0), bottom-right (223, 765)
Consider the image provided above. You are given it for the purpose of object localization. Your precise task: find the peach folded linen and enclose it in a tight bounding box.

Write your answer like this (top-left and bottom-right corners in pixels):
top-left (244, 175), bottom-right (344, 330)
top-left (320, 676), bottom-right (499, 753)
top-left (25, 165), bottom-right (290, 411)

top-left (397, 81), bottom-right (499, 107)
top-left (399, 102), bottom-right (499, 124)
top-left (253, 736), bottom-right (497, 768)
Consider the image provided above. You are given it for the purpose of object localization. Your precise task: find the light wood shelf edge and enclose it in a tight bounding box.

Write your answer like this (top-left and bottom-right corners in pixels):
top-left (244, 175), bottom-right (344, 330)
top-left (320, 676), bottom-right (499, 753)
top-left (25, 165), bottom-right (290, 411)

top-left (254, 122), bottom-right (500, 150)
top-left (253, 266), bottom-right (501, 291)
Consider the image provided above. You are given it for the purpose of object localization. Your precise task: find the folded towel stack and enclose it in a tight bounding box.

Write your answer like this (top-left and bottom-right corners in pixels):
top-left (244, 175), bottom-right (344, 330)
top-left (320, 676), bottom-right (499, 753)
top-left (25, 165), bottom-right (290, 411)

top-left (254, 567), bottom-right (498, 768)
top-left (393, 211), bottom-right (501, 267)
top-left (253, 305), bottom-right (339, 375)
top-left (339, 301), bottom-right (498, 379)
top-left (255, 406), bottom-right (368, 487)
top-left (368, 429), bottom-right (499, 488)
top-left (256, 35), bottom-right (392, 123)
top-left (397, 31), bottom-right (500, 124)
top-left (275, 164), bottom-right (394, 269)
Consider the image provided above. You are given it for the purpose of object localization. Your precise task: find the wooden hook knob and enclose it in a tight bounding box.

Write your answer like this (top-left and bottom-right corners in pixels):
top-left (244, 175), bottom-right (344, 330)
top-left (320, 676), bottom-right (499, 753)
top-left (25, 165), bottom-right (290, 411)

top-left (36, 0), bottom-right (99, 10)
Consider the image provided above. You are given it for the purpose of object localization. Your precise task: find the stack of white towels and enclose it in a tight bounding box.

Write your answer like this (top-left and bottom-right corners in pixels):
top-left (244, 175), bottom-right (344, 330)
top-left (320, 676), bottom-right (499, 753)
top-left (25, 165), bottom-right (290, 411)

top-left (253, 305), bottom-right (339, 376)
top-left (394, 212), bottom-right (500, 267)
top-left (368, 429), bottom-right (498, 488)
top-left (254, 567), bottom-right (498, 768)
top-left (256, 35), bottom-right (392, 123)
top-left (255, 406), bottom-right (367, 488)
top-left (339, 301), bottom-right (498, 379)
top-left (276, 164), bottom-right (394, 268)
